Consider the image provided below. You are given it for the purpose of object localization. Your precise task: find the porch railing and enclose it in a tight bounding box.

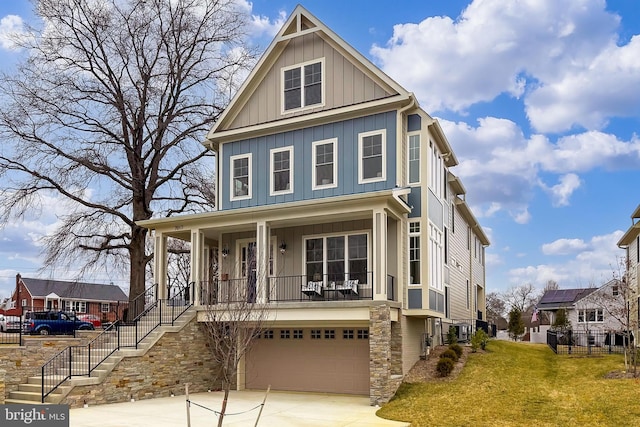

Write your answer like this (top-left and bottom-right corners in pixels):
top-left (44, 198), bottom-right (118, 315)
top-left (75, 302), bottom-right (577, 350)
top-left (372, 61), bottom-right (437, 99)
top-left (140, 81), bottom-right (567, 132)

top-left (198, 272), bottom-right (403, 303)
top-left (40, 283), bottom-right (194, 403)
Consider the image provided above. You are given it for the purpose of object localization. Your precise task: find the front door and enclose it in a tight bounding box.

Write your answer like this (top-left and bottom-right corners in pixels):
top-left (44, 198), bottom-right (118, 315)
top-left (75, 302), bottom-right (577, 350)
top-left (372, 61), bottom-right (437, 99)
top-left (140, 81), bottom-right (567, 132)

top-left (240, 242), bottom-right (257, 303)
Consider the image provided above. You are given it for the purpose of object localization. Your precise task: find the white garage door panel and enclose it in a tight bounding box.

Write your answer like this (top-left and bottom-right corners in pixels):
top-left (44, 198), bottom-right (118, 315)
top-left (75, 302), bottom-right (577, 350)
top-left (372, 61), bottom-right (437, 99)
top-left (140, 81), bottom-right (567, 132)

top-left (246, 328), bottom-right (369, 395)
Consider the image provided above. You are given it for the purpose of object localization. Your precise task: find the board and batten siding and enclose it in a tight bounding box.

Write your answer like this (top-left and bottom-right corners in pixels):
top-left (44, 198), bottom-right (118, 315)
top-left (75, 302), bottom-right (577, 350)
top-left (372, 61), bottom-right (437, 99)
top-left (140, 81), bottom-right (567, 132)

top-left (448, 199), bottom-right (473, 320)
top-left (228, 32), bottom-right (394, 130)
top-left (221, 112), bottom-right (397, 210)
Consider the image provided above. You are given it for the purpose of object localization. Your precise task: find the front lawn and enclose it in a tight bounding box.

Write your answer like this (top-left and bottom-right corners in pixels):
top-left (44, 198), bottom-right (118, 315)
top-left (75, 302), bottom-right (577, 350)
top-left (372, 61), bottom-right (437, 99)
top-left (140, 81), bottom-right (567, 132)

top-left (377, 340), bottom-right (640, 426)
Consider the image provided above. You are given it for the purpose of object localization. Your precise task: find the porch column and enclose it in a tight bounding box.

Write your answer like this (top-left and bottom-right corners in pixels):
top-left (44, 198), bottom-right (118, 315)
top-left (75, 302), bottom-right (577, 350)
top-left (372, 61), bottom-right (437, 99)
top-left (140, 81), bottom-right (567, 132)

top-left (255, 221), bottom-right (270, 303)
top-left (190, 230), bottom-right (204, 305)
top-left (154, 233), bottom-right (168, 299)
top-left (373, 208), bottom-right (388, 300)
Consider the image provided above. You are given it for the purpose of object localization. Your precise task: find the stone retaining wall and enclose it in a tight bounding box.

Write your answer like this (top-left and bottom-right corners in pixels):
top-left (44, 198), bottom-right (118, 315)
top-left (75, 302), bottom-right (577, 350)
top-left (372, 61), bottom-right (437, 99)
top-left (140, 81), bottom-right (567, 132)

top-left (64, 317), bottom-right (219, 407)
top-left (0, 332), bottom-right (100, 396)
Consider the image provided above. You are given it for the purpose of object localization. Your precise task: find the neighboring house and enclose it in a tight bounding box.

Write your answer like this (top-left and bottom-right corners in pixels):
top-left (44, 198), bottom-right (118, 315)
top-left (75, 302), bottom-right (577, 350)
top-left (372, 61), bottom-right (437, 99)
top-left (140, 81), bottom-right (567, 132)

top-left (617, 203), bottom-right (640, 340)
top-left (138, 6), bottom-right (489, 405)
top-left (538, 280), bottom-right (627, 334)
top-left (8, 274), bottom-right (128, 323)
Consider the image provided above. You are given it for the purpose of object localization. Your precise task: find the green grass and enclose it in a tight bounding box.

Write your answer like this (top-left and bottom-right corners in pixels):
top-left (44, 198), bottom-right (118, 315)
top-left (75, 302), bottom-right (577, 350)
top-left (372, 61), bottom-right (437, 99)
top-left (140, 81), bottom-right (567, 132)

top-left (377, 340), bottom-right (640, 427)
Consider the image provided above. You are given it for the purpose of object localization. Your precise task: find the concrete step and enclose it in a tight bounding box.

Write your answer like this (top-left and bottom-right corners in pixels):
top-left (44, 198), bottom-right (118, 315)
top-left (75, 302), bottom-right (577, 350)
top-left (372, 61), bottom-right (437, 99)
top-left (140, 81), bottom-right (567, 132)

top-left (8, 390), bottom-right (62, 404)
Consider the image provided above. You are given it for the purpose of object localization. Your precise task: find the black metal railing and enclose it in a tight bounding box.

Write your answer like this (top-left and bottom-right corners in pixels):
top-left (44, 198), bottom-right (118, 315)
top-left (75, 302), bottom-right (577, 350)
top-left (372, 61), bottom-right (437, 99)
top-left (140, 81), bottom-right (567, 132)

top-left (0, 314), bottom-right (23, 345)
top-left (547, 330), bottom-right (632, 355)
top-left (198, 272), bottom-right (395, 304)
top-left (39, 283), bottom-right (193, 402)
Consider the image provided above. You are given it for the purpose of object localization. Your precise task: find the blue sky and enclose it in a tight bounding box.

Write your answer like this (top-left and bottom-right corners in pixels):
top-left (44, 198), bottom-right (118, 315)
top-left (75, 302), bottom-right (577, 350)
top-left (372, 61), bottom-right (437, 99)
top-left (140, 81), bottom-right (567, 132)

top-left (0, 0), bottom-right (639, 298)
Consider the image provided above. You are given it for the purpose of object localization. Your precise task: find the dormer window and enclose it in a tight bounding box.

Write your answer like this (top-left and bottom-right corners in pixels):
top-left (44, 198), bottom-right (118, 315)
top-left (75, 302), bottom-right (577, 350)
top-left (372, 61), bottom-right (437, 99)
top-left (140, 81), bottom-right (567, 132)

top-left (282, 59), bottom-right (324, 112)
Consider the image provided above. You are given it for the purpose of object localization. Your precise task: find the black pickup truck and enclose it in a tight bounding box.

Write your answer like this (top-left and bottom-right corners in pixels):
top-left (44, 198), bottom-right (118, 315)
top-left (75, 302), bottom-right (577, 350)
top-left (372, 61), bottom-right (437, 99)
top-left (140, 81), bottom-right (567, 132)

top-left (23, 311), bottom-right (95, 335)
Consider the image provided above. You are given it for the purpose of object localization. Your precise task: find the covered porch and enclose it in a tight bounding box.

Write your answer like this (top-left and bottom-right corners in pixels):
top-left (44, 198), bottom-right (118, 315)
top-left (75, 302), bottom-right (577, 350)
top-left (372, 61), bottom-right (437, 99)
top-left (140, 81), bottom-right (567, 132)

top-left (140, 189), bottom-right (410, 306)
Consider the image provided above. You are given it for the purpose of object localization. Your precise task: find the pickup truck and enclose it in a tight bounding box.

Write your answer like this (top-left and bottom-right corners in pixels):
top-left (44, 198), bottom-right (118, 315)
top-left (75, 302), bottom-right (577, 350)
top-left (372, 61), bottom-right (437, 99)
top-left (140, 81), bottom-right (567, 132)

top-left (23, 311), bottom-right (95, 335)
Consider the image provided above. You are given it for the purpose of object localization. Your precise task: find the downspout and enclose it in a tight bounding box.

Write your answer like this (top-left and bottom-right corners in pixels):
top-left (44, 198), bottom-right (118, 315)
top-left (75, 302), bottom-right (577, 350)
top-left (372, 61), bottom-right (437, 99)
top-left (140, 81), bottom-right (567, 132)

top-left (396, 93), bottom-right (416, 303)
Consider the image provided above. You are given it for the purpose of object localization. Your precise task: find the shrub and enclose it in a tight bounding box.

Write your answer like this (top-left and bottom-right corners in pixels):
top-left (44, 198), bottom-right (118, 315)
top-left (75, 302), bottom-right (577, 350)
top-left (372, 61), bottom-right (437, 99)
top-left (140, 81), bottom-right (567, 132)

top-left (471, 329), bottom-right (489, 352)
top-left (449, 343), bottom-right (463, 359)
top-left (436, 357), bottom-right (455, 377)
top-left (447, 326), bottom-right (458, 344)
top-left (441, 348), bottom-right (458, 362)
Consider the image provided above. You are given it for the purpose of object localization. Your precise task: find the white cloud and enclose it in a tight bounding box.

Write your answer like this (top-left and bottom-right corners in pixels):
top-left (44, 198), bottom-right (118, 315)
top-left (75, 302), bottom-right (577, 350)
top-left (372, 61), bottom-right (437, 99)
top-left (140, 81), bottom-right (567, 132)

top-left (249, 10), bottom-right (286, 38)
top-left (509, 231), bottom-right (624, 288)
top-left (542, 238), bottom-right (589, 255)
top-left (540, 173), bottom-right (582, 207)
top-left (526, 35), bottom-right (640, 132)
top-left (371, 0), bottom-right (618, 116)
top-left (0, 15), bottom-right (25, 50)
top-left (440, 118), bottom-right (640, 219)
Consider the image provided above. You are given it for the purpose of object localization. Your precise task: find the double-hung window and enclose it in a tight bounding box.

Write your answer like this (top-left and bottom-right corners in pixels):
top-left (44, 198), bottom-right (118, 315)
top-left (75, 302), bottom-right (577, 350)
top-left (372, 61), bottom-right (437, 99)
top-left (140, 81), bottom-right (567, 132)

top-left (230, 154), bottom-right (252, 200)
top-left (577, 309), bottom-right (604, 323)
top-left (312, 138), bottom-right (337, 189)
top-left (282, 59), bottom-right (324, 112)
top-left (408, 133), bottom-right (420, 184)
top-left (359, 130), bottom-right (386, 183)
top-left (270, 146), bottom-right (293, 195)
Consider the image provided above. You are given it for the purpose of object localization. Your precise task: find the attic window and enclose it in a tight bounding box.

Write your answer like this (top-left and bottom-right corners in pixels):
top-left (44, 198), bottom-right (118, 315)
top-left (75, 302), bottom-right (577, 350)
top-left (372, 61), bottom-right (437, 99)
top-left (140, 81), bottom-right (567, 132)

top-left (282, 59), bottom-right (324, 112)
top-left (613, 285), bottom-right (619, 296)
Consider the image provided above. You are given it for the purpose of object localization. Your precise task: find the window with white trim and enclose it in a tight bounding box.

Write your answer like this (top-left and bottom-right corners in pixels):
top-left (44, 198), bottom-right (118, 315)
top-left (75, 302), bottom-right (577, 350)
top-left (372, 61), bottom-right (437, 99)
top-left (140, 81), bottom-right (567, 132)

top-left (312, 139), bottom-right (337, 189)
top-left (409, 221), bottom-right (421, 285)
top-left (101, 303), bottom-right (109, 313)
top-left (304, 233), bottom-right (369, 284)
top-left (408, 133), bottom-right (420, 184)
top-left (429, 140), bottom-right (444, 199)
top-left (429, 222), bottom-right (443, 291)
top-left (64, 301), bottom-right (86, 313)
top-left (282, 59), bottom-right (324, 112)
top-left (358, 130), bottom-right (386, 183)
top-left (577, 309), bottom-right (604, 323)
top-left (270, 146), bottom-right (293, 195)
top-left (230, 154), bottom-right (251, 200)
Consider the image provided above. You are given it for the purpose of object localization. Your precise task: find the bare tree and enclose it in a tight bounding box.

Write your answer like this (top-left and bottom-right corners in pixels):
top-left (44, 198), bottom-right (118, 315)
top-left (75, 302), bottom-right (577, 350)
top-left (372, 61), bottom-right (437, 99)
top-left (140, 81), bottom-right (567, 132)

top-left (544, 280), bottom-right (559, 291)
top-left (0, 0), bottom-right (254, 309)
top-left (200, 251), bottom-right (270, 426)
top-left (587, 257), bottom-right (637, 373)
top-left (486, 291), bottom-right (506, 324)
top-left (502, 283), bottom-right (539, 313)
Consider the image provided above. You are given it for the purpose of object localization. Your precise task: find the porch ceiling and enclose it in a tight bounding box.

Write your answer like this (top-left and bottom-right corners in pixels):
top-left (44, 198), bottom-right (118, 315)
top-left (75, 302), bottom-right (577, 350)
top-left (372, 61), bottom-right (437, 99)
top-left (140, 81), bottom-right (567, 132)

top-left (139, 189), bottom-right (410, 241)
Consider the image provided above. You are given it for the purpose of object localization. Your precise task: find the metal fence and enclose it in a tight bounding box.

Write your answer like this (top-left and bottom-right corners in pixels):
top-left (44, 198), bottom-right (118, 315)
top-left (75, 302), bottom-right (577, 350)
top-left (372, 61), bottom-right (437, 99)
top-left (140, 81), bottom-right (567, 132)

top-left (547, 330), bottom-right (633, 355)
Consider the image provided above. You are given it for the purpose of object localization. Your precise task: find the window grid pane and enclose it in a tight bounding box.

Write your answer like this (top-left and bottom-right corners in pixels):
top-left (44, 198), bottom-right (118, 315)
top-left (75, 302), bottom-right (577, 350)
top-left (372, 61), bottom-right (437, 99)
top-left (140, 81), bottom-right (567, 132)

top-left (273, 150), bottom-right (290, 192)
top-left (315, 142), bottom-right (334, 186)
top-left (362, 134), bottom-right (383, 180)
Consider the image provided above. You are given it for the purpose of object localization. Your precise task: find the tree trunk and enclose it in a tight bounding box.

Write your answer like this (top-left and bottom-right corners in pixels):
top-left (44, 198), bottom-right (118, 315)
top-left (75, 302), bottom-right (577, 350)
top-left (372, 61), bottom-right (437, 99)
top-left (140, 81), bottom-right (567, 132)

top-left (129, 223), bottom-right (148, 318)
top-left (217, 384), bottom-right (230, 427)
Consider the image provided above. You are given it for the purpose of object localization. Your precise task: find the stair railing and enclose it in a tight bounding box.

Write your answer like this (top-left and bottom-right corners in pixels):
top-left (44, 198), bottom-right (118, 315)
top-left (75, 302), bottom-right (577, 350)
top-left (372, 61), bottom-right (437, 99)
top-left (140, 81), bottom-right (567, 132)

top-left (39, 282), bottom-right (194, 402)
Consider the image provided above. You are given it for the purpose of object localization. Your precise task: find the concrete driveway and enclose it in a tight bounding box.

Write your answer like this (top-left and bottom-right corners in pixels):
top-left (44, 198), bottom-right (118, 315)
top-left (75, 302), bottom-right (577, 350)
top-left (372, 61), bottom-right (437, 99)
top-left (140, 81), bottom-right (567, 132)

top-left (69, 390), bottom-right (410, 427)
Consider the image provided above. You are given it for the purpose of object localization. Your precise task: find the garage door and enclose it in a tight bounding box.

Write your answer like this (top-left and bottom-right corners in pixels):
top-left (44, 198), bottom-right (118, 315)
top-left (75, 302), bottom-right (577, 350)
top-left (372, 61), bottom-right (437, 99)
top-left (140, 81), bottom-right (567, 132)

top-left (245, 327), bottom-right (369, 395)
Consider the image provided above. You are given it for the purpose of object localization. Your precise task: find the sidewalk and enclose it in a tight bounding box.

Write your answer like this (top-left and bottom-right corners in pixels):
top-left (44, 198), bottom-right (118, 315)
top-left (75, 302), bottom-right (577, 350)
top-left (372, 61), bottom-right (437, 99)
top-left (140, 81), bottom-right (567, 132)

top-left (69, 390), bottom-right (410, 427)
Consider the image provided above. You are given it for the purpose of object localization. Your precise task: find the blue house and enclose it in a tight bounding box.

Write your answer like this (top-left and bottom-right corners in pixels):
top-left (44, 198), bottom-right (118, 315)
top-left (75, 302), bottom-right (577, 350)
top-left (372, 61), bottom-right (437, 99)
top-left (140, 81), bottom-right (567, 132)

top-left (139, 5), bottom-right (489, 404)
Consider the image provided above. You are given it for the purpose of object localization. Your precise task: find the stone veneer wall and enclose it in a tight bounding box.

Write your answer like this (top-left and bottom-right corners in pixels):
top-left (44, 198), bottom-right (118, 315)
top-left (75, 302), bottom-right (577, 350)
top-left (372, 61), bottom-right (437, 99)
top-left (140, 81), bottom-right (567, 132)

top-left (369, 304), bottom-right (391, 405)
top-left (64, 317), bottom-right (219, 407)
top-left (390, 321), bottom-right (403, 376)
top-left (0, 369), bottom-right (5, 403)
top-left (0, 332), bottom-right (101, 396)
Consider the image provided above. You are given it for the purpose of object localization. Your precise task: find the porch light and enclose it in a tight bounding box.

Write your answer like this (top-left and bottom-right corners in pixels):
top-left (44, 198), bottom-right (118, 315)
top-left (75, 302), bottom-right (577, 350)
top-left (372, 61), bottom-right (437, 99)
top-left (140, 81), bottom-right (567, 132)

top-left (221, 246), bottom-right (229, 258)
top-left (279, 241), bottom-right (287, 254)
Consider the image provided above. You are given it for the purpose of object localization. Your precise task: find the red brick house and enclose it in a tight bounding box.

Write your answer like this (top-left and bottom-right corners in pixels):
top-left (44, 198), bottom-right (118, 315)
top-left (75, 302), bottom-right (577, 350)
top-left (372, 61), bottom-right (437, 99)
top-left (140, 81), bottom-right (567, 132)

top-left (7, 274), bottom-right (128, 323)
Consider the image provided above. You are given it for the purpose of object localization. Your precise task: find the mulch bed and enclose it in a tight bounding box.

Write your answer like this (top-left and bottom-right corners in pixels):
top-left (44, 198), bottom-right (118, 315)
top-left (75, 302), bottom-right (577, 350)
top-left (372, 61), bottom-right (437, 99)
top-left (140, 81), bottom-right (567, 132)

top-left (403, 345), bottom-right (479, 383)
